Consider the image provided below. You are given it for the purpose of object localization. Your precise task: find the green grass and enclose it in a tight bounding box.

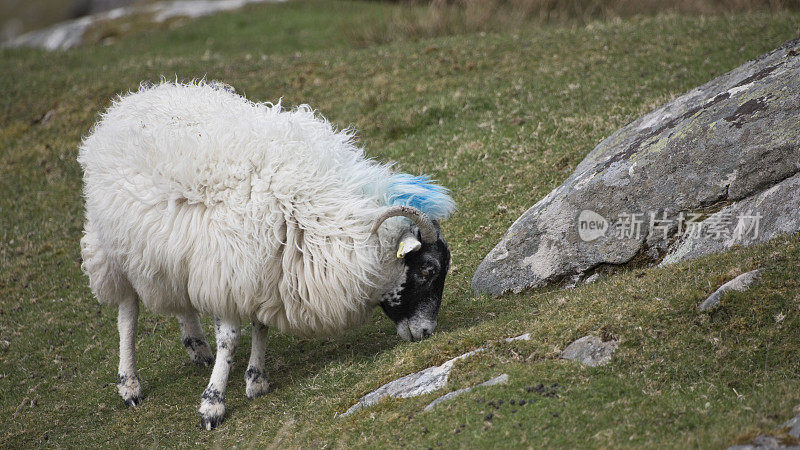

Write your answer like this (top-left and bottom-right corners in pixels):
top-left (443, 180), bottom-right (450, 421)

top-left (2, 1), bottom-right (800, 447)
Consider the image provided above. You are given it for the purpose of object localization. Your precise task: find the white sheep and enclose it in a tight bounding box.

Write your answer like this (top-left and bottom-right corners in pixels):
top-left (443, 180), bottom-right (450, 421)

top-left (78, 81), bottom-right (455, 429)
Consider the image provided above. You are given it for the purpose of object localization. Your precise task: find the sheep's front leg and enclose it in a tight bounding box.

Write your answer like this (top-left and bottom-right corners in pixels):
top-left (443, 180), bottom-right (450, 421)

top-left (199, 318), bottom-right (239, 430)
top-left (178, 311), bottom-right (213, 367)
top-left (117, 296), bottom-right (143, 406)
top-left (245, 321), bottom-right (270, 399)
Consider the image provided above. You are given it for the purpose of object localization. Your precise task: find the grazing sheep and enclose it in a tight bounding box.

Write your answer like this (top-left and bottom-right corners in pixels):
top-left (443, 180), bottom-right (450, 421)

top-left (78, 81), bottom-right (455, 429)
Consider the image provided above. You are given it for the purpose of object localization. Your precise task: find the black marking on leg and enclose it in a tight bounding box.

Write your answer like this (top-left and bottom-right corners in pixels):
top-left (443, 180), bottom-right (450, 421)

top-left (201, 387), bottom-right (224, 405)
top-left (245, 366), bottom-right (270, 399)
top-left (245, 366), bottom-right (262, 382)
top-left (183, 337), bottom-right (206, 351)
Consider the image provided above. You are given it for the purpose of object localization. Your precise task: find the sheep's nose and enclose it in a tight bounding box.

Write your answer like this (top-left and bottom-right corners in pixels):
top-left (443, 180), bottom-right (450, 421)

top-left (421, 328), bottom-right (432, 338)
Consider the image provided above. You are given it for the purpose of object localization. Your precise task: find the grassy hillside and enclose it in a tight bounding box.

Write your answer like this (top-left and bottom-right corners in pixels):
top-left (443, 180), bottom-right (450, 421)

top-left (1, 1), bottom-right (799, 447)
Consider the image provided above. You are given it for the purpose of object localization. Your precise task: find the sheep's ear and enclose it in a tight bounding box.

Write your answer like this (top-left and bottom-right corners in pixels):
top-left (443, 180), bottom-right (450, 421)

top-left (397, 232), bottom-right (422, 259)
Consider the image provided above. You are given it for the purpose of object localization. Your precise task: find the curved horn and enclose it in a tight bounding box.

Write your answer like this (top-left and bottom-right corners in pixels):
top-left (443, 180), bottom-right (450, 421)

top-left (371, 206), bottom-right (438, 244)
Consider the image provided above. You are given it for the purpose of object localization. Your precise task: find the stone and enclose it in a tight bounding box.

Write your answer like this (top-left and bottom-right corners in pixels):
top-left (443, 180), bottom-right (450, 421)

top-left (7, 16), bottom-right (95, 51)
top-left (338, 348), bottom-right (484, 417)
top-left (473, 38), bottom-right (800, 296)
top-left (339, 333), bottom-right (529, 416)
top-left (3, 0), bottom-right (284, 50)
top-left (81, 0), bottom-right (138, 16)
top-left (505, 333), bottom-right (530, 342)
top-left (584, 273), bottom-right (602, 284)
top-left (423, 374), bottom-right (508, 411)
top-left (698, 269), bottom-right (762, 311)
top-left (728, 412), bottom-right (800, 449)
top-left (782, 412), bottom-right (800, 438)
top-left (560, 335), bottom-right (618, 367)
top-left (728, 434), bottom-right (800, 449)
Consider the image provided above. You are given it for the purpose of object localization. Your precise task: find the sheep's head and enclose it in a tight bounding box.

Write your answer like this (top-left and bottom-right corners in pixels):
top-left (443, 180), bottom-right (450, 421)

top-left (372, 206), bottom-right (451, 341)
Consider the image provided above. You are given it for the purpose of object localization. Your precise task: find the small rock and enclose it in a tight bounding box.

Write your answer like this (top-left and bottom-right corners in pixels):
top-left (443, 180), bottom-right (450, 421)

top-left (423, 374), bottom-right (509, 412)
top-left (505, 333), bottom-right (530, 342)
top-left (727, 434), bottom-right (799, 449)
top-left (339, 348), bottom-right (484, 417)
top-left (584, 273), bottom-right (602, 284)
top-left (783, 412), bottom-right (800, 438)
top-left (729, 412), bottom-right (800, 449)
top-left (698, 269), bottom-right (762, 311)
top-left (561, 335), bottom-right (619, 367)
top-left (341, 332), bottom-right (526, 416)
top-left (3, 0), bottom-right (283, 50)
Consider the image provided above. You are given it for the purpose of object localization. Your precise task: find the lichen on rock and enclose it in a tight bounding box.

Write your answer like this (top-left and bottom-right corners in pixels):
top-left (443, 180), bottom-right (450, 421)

top-left (473, 38), bottom-right (800, 296)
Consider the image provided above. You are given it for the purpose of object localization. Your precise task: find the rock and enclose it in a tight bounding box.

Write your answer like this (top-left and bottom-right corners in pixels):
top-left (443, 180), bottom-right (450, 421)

top-left (78, 0), bottom-right (138, 16)
top-left (7, 16), bottom-right (95, 51)
top-left (339, 333), bottom-right (529, 416)
top-left (473, 38), bottom-right (800, 296)
top-left (584, 273), bottom-right (602, 284)
top-left (698, 269), bottom-right (762, 311)
top-left (728, 434), bottom-right (800, 449)
top-left (3, 0), bottom-right (283, 50)
top-left (782, 412), bottom-right (800, 438)
top-left (728, 412), bottom-right (800, 449)
top-left (339, 348), bottom-right (484, 417)
top-left (560, 335), bottom-right (618, 367)
top-left (505, 333), bottom-right (530, 342)
top-left (423, 374), bottom-right (508, 412)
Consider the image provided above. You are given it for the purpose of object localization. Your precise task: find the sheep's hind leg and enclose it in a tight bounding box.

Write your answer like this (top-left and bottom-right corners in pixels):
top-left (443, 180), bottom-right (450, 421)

top-left (117, 296), bottom-right (143, 406)
top-left (245, 321), bottom-right (270, 399)
top-left (199, 317), bottom-right (240, 430)
top-left (178, 311), bottom-right (213, 367)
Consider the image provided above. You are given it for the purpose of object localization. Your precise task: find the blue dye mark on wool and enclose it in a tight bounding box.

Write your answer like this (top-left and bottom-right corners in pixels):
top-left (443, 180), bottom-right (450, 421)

top-left (384, 174), bottom-right (455, 220)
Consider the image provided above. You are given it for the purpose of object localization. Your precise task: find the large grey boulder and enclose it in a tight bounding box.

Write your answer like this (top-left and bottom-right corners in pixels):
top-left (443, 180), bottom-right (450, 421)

top-left (473, 38), bottom-right (800, 296)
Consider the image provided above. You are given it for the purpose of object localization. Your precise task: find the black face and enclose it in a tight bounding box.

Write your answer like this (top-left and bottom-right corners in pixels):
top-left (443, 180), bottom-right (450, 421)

top-left (380, 224), bottom-right (450, 341)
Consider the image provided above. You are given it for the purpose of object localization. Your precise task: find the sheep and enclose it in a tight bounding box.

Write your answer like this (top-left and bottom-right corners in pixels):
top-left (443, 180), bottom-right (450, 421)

top-left (78, 81), bottom-right (455, 429)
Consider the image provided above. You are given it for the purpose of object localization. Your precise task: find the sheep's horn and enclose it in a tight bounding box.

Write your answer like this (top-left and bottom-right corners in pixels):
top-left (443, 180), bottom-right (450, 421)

top-left (371, 206), bottom-right (438, 244)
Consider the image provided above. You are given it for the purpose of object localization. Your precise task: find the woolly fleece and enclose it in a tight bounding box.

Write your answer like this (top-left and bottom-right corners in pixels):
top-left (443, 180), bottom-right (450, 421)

top-left (78, 81), bottom-right (454, 337)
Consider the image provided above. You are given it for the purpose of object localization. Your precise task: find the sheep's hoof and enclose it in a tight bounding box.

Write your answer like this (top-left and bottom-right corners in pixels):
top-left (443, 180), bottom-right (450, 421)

top-left (198, 403), bottom-right (225, 430)
top-left (199, 388), bottom-right (225, 430)
top-left (245, 366), bottom-right (270, 399)
top-left (191, 345), bottom-right (214, 367)
top-left (199, 413), bottom-right (223, 430)
top-left (117, 373), bottom-right (143, 407)
top-left (183, 338), bottom-right (214, 367)
top-left (123, 395), bottom-right (144, 407)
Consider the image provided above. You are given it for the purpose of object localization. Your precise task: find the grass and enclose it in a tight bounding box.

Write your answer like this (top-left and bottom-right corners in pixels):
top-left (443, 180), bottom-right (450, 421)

top-left (345, 0), bottom-right (800, 45)
top-left (2, 0), bottom-right (800, 447)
